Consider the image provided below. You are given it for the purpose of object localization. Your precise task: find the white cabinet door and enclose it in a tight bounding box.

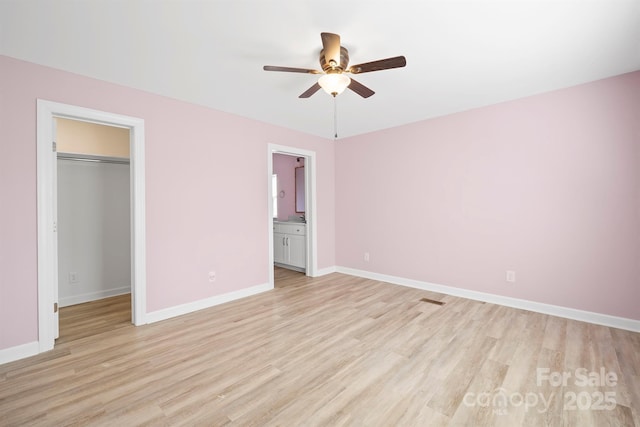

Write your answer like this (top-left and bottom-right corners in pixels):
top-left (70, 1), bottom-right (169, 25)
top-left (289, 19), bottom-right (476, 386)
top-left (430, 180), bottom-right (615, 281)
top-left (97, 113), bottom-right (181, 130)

top-left (287, 234), bottom-right (306, 269)
top-left (273, 223), bottom-right (306, 271)
top-left (273, 232), bottom-right (287, 264)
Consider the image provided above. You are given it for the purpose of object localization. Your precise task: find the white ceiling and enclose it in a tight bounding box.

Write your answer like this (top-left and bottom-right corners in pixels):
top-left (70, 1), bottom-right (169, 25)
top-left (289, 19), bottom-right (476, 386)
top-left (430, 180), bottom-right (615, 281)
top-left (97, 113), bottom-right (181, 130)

top-left (2, 0), bottom-right (639, 139)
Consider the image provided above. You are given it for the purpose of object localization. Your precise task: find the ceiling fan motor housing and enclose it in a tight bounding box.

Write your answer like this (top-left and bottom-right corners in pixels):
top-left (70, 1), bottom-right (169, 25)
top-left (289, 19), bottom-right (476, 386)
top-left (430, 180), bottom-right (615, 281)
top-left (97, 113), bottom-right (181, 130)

top-left (320, 47), bottom-right (350, 72)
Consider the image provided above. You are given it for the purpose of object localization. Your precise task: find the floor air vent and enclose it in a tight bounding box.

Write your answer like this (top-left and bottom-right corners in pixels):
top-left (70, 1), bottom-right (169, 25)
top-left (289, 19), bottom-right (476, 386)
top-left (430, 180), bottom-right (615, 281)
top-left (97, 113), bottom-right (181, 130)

top-left (419, 297), bottom-right (444, 306)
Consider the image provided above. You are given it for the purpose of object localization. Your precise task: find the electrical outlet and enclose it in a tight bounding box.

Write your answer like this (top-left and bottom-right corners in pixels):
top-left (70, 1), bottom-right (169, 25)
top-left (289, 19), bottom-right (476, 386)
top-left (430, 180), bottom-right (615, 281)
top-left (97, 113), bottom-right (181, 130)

top-left (208, 271), bottom-right (216, 283)
top-left (69, 271), bottom-right (78, 284)
top-left (364, 252), bottom-right (370, 262)
top-left (506, 270), bottom-right (516, 283)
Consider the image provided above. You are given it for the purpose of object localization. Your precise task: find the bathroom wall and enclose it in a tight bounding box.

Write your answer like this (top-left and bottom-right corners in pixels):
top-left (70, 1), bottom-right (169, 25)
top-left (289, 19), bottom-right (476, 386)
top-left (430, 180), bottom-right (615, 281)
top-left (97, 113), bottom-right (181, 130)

top-left (273, 153), bottom-right (305, 221)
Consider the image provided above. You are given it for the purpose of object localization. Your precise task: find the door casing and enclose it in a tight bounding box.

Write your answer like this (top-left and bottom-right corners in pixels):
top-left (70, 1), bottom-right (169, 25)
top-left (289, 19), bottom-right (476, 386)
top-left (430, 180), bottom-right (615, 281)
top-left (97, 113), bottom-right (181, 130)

top-left (36, 99), bottom-right (147, 353)
top-left (268, 144), bottom-right (317, 287)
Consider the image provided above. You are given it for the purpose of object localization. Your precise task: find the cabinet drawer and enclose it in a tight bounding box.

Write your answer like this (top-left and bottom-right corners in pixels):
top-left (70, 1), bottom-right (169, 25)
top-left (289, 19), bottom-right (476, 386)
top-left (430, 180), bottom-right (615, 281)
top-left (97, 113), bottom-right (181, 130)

top-left (274, 223), bottom-right (306, 235)
top-left (284, 224), bottom-right (305, 235)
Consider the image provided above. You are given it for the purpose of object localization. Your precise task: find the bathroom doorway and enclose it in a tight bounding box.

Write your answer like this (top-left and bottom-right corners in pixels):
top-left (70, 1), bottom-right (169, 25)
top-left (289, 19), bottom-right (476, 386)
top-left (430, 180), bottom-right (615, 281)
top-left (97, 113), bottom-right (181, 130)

top-left (267, 144), bottom-right (317, 289)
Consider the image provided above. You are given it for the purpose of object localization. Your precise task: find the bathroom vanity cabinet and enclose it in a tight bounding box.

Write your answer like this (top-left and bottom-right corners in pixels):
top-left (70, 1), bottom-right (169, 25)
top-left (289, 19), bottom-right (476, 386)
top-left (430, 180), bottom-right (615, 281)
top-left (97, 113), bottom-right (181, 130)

top-left (273, 222), bottom-right (306, 272)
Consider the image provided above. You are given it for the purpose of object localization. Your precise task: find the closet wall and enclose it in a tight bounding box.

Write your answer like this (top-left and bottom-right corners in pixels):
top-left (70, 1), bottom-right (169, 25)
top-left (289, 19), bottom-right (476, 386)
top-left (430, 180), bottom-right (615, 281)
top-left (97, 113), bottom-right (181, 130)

top-left (56, 118), bottom-right (131, 307)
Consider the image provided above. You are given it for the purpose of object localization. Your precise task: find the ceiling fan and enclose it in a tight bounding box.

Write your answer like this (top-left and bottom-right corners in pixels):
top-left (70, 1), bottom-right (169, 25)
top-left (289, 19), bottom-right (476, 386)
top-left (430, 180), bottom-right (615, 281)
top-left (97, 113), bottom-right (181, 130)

top-left (263, 32), bottom-right (406, 98)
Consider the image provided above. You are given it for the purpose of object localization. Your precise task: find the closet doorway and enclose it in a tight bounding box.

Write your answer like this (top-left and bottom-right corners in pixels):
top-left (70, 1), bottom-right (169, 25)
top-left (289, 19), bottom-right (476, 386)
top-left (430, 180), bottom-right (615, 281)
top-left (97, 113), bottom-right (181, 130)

top-left (37, 100), bottom-right (146, 354)
top-left (56, 118), bottom-right (132, 342)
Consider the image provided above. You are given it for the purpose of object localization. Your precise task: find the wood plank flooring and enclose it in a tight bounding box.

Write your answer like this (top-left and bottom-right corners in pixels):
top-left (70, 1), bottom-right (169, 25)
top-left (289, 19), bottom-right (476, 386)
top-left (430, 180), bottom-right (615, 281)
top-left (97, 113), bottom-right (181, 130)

top-left (57, 294), bottom-right (132, 345)
top-left (1, 269), bottom-right (638, 426)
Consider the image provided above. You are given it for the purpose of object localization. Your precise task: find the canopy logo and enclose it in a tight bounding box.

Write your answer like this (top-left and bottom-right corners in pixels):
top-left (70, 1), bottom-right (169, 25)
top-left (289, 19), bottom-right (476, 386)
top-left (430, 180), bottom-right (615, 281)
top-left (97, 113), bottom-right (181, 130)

top-left (462, 388), bottom-right (554, 415)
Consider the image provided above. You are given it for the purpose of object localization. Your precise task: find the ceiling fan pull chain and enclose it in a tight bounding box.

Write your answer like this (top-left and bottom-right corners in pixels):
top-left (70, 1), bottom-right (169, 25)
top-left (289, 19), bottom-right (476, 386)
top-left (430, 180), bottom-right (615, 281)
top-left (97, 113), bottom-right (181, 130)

top-left (334, 95), bottom-right (338, 139)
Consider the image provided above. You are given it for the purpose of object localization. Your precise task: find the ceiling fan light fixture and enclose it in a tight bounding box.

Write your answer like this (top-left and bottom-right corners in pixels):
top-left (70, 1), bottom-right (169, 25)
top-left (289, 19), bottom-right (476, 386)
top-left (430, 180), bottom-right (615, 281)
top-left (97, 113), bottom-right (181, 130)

top-left (318, 73), bottom-right (351, 96)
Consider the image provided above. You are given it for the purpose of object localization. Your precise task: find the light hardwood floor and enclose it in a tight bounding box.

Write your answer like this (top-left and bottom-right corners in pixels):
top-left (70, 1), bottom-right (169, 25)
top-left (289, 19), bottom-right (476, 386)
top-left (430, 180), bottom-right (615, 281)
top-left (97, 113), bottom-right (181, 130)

top-left (57, 294), bottom-right (132, 345)
top-left (1, 269), bottom-right (638, 426)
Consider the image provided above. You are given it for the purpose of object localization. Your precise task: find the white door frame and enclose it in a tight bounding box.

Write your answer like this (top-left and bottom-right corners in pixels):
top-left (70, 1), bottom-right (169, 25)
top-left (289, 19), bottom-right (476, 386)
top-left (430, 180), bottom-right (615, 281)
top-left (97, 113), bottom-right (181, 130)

top-left (36, 99), bottom-right (147, 353)
top-left (267, 144), bottom-right (317, 287)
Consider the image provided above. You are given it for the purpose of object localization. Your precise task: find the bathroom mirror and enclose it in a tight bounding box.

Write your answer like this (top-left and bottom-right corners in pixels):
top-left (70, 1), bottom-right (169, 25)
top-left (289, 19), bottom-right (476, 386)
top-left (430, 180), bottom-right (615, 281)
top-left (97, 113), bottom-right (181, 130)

top-left (295, 166), bottom-right (305, 213)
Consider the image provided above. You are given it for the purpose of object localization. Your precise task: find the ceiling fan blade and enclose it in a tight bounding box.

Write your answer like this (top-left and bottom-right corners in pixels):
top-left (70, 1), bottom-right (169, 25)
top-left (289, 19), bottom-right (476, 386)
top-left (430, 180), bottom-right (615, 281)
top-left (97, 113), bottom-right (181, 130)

top-left (348, 56), bottom-right (407, 74)
top-left (299, 82), bottom-right (322, 98)
top-left (321, 32), bottom-right (341, 66)
top-left (348, 78), bottom-right (375, 98)
top-left (263, 65), bottom-right (321, 74)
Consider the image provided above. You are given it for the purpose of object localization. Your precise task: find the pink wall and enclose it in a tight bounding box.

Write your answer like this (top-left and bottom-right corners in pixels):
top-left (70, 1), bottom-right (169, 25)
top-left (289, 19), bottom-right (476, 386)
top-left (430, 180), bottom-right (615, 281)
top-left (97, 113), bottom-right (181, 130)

top-left (0, 55), bottom-right (336, 351)
top-left (1, 53), bottom-right (637, 354)
top-left (336, 71), bottom-right (640, 320)
top-left (273, 153), bottom-right (305, 221)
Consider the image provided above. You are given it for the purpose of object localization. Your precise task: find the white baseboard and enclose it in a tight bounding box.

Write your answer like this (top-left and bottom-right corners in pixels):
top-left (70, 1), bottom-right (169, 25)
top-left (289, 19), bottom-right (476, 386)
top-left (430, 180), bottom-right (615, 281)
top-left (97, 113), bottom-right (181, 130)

top-left (336, 266), bottom-right (640, 333)
top-left (146, 282), bottom-right (273, 324)
top-left (314, 266), bottom-right (337, 277)
top-left (59, 286), bottom-right (131, 307)
top-left (0, 341), bottom-right (39, 365)
top-left (2, 283), bottom-right (272, 365)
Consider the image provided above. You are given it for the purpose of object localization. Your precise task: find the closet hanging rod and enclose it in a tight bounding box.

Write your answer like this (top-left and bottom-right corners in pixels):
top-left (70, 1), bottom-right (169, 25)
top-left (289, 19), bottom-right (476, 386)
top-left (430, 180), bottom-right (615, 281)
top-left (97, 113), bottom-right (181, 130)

top-left (57, 155), bottom-right (130, 165)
